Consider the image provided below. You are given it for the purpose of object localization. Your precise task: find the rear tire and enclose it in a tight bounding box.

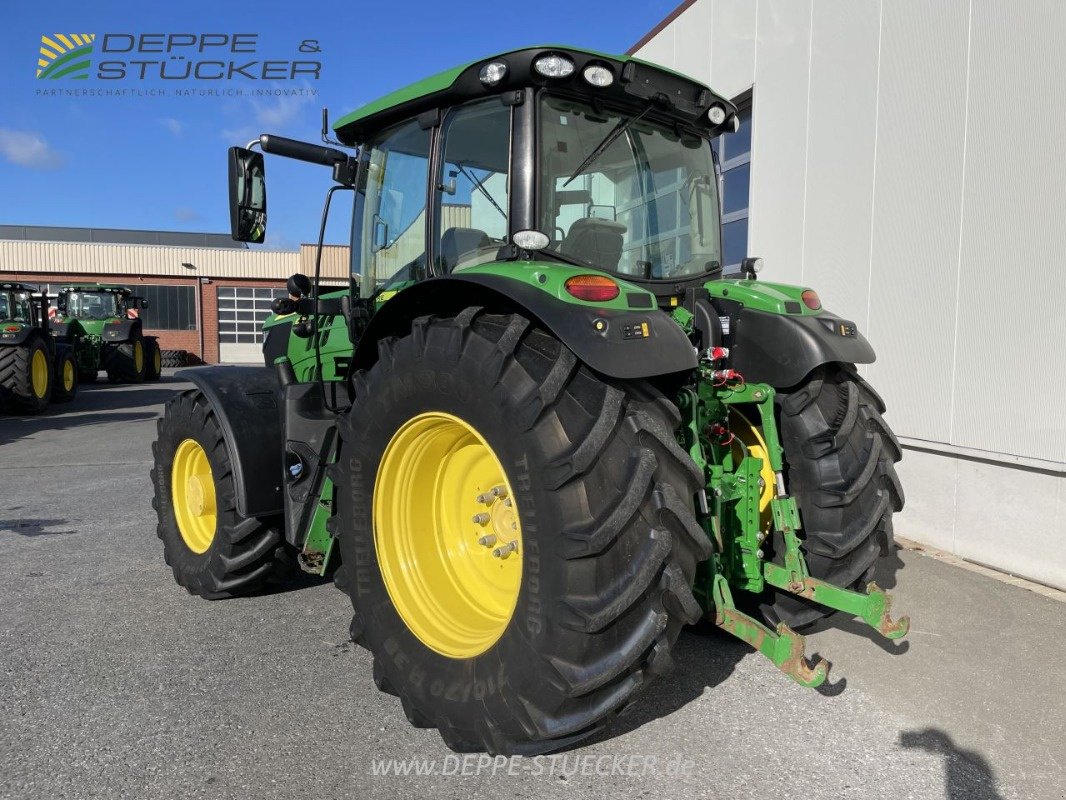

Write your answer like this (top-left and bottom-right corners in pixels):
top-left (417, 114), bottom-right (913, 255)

top-left (758, 364), bottom-right (905, 629)
top-left (151, 388), bottom-right (283, 599)
top-left (106, 332), bottom-right (147, 383)
top-left (0, 336), bottom-right (52, 413)
top-left (52, 346), bottom-right (78, 402)
top-left (331, 310), bottom-right (710, 755)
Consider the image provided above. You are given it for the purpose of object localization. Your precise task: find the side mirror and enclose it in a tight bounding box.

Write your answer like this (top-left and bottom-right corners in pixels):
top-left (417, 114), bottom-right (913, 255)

top-left (228, 146), bottom-right (267, 243)
top-left (740, 257), bottom-right (763, 280)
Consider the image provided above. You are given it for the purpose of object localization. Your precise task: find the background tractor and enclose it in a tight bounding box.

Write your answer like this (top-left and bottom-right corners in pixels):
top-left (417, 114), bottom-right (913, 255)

top-left (0, 281), bottom-right (77, 413)
top-left (152, 46), bottom-right (906, 755)
top-left (50, 284), bottom-right (162, 384)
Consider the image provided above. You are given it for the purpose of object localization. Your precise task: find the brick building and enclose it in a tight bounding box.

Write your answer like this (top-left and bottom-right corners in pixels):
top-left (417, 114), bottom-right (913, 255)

top-left (0, 226), bottom-right (349, 364)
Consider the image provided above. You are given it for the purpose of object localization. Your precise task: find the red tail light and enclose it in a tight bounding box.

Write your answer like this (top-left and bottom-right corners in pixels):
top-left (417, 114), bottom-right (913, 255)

top-left (801, 290), bottom-right (821, 310)
top-left (4, 325), bottom-right (19, 332)
top-left (564, 275), bottom-right (619, 302)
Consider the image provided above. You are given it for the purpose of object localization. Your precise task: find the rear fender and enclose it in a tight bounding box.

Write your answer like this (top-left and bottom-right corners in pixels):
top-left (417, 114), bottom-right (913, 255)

top-left (176, 366), bottom-right (284, 518)
top-left (354, 273), bottom-right (697, 379)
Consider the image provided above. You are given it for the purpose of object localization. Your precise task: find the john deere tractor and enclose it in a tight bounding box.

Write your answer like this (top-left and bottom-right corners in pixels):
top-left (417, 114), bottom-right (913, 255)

top-left (0, 282), bottom-right (77, 413)
top-left (152, 46), bottom-right (906, 754)
top-left (50, 284), bottom-right (162, 384)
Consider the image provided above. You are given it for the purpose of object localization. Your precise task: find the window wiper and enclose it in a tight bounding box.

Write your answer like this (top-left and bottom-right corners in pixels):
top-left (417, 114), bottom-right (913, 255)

top-left (563, 103), bottom-right (655, 188)
top-left (456, 164), bottom-right (506, 219)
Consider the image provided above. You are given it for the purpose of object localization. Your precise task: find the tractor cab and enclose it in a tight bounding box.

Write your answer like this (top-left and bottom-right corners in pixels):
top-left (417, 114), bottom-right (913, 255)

top-left (56, 284), bottom-right (144, 328)
top-left (228, 46), bottom-right (738, 310)
top-left (0, 282), bottom-right (41, 329)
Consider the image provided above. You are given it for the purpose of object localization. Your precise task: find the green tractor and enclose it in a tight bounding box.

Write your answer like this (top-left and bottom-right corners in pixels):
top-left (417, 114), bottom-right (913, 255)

top-left (152, 46), bottom-right (906, 754)
top-left (50, 284), bottom-right (162, 384)
top-left (0, 282), bottom-right (78, 413)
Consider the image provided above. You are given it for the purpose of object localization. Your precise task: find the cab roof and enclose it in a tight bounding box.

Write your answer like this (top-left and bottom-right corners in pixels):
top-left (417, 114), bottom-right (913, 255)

top-left (60, 283), bottom-right (132, 295)
top-left (332, 45), bottom-right (734, 145)
top-left (0, 281), bottom-right (39, 293)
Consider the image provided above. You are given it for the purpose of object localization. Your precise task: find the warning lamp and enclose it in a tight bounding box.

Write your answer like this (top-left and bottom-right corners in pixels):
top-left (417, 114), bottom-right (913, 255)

top-left (801, 290), bottom-right (822, 310)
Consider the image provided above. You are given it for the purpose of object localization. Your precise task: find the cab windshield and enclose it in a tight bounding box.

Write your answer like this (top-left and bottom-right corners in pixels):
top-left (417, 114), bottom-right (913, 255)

top-left (67, 291), bottom-right (120, 320)
top-left (0, 292), bottom-right (33, 323)
top-left (539, 95), bottom-right (722, 280)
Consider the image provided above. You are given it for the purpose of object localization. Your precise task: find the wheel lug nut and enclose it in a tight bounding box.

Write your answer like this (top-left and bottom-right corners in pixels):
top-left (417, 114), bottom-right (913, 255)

top-left (476, 493), bottom-right (491, 504)
top-left (503, 498), bottom-right (512, 507)
top-left (472, 513), bottom-right (490, 525)
top-left (491, 485), bottom-right (507, 499)
top-left (493, 541), bottom-right (517, 559)
top-left (478, 534), bottom-right (497, 547)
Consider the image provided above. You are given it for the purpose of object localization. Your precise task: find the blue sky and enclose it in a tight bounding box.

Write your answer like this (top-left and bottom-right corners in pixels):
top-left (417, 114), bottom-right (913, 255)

top-left (0, 0), bottom-right (676, 250)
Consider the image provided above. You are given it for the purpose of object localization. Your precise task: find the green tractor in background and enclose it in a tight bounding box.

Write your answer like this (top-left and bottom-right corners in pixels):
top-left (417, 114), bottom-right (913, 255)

top-left (0, 281), bottom-right (78, 413)
top-left (152, 46), bottom-right (906, 754)
top-left (50, 284), bottom-right (162, 384)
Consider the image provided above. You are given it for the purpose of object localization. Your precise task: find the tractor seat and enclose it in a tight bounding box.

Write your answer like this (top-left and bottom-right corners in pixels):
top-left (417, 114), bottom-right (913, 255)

top-left (440, 227), bottom-right (491, 272)
top-left (559, 218), bottom-right (627, 270)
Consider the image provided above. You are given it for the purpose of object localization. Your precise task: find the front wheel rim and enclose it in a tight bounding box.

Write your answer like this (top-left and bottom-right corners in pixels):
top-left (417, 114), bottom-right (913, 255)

top-left (134, 340), bottom-right (144, 372)
top-left (63, 359), bottom-right (74, 391)
top-left (171, 438), bottom-right (217, 554)
top-left (373, 411), bottom-right (522, 659)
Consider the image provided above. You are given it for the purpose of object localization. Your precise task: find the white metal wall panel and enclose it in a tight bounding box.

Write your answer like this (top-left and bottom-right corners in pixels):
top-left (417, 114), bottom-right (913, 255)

top-left (951, 0), bottom-right (1066, 462)
top-left (0, 240), bottom-right (304, 280)
top-left (635, 18), bottom-right (676, 71)
top-left (864, 1), bottom-right (971, 443)
top-left (746, 0), bottom-right (812, 286)
top-left (673, 1), bottom-right (714, 84)
top-left (800, 0), bottom-right (880, 323)
top-left (709, 0), bottom-right (757, 99)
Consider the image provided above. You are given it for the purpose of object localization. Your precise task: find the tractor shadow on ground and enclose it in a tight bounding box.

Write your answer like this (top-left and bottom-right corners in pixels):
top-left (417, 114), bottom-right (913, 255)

top-left (899, 728), bottom-right (1006, 800)
top-left (0, 378), bottom-right (188, 446)
top-left (586, 625), bottom-right (750, 748)
top-left (0, 518), bottom-right (77, 537)
top-left (803, 545), bottom-right (911, 656)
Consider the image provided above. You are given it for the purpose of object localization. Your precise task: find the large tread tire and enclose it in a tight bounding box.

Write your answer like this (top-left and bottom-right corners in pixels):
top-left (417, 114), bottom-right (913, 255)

top-left (160, 350), bottom-right (187, 368)
top-left (151, 388), bottom-right (284, 599)
top-left (759, 364), bottom-right (905, 629)
top-left (106, 332), bottom-right (147, 383)
top-left (0, 335), bottom-right (52, 414)
top-left (144, 337), bottom-right (162, 381)
top-left (52, 346), bottom-right (78, 403)
top-left (331, 310), bottom-right (710, 755)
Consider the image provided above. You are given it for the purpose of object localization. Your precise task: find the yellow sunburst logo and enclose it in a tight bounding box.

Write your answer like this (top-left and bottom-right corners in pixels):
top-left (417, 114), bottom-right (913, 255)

top-left (37, 34), bottom-right (95, 80)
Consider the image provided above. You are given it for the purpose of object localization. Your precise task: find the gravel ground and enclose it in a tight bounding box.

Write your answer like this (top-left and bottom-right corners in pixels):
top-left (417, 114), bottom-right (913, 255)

top-left (0, 372), bottom-right (1062, 799)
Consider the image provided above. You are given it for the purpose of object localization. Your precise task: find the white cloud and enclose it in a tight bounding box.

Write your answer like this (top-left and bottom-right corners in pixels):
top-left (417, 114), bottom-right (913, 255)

top-left (0, 128), bottom-right (64, 170)
top-left (160, 117), bottom-right (184, 136)
top-left (220, 84), bottom-right (318, 142)
top-left (173, 207), bottom-right (202, 222)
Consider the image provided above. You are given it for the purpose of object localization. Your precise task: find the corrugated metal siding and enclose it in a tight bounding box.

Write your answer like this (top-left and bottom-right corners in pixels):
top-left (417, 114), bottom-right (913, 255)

top-left (0, 240), bottom-right (300, 280)
top-left (635, 0), bottom-right (1065, 465)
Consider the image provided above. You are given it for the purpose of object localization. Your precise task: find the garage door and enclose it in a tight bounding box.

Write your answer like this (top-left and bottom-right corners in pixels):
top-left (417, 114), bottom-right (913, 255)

top-left (217, 286), bottom-right (288, 364)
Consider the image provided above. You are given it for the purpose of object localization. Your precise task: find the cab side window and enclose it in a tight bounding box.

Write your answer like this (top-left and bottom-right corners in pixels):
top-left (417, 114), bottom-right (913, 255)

top-left (355, 120), bottom-right (432, 297)
top-left (435, 100), bottom-right (511, 272)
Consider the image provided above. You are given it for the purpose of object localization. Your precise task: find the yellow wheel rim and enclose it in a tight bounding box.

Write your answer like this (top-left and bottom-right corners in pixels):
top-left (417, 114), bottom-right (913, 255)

top-left (154, 347), bottom-right (161, 374)
top-left (62, 359), bottom-right (74, 392)
top-left (373, 411), bottom-right (522, 659)
top-left (134, 340), bottom-right (144, 372)
top-left (31, 349), bottom-right (48, 398)
top-left (729, 408), bottom-right (777, 526)
top-left (171, 438), bottom-right (217, 554)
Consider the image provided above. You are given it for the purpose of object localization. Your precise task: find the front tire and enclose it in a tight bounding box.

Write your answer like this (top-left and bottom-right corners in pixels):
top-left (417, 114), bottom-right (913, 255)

top-left (144, 337), bottom-right (162, 381)
top-left (151, 389), bottom-right (283, 599)
top-left (759, 364), bottom-right (904, 629)
top-left (52, 346), bottom-right (78, 402)
top-left (332, 311), bottom-right (710, 755)
top-left (106, 332), bottom-right (147, 383)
